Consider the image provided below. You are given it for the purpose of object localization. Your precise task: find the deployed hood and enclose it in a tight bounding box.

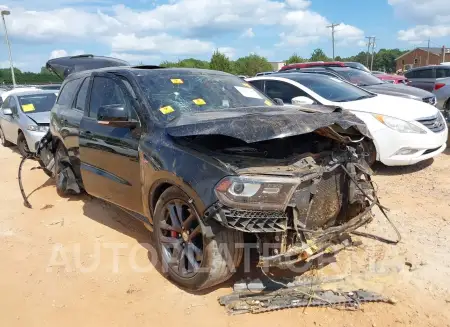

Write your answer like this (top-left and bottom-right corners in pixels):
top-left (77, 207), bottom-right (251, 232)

top-left (165, 106), bottom-right (370, 144)
top-left (46, 55), bottom-right (129, 80)
top-left (26, 112), bottom-right (50, 125)
top-left (365, 83), bottom-right (434, 100)
top-left (341, 94), bottom-right (439, 121)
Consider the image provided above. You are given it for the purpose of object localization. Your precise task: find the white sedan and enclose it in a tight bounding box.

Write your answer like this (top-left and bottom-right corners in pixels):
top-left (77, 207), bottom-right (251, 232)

top-left (247, 73), bottom-right (448, 166)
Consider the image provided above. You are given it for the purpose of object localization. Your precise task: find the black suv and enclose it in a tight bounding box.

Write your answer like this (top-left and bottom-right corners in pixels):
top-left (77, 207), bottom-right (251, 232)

top-left (40, 55), bottom-right (376, 290)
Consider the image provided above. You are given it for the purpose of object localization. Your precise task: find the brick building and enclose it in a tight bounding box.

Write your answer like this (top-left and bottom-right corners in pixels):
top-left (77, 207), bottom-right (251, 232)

top-left (396, 47), bottom-right (450, 72)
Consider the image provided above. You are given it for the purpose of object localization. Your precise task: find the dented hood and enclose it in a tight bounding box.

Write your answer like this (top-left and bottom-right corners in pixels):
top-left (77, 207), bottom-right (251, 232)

top-left (165, 106), bottom-right (370, 143)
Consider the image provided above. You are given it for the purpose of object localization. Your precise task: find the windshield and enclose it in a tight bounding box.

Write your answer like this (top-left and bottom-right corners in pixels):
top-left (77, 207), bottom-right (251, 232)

top-left (18, 93), bottom-right (57, 113)
top-left (287, 74), bottom-right (375, 102)
top-left (333, 67), bottom-right (384, 86)
top-left (135, 70), bottom-right (273, 117)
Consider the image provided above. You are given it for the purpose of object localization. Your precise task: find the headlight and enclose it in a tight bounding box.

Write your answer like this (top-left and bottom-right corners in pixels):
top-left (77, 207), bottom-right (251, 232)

top-left (27, 125), bottom-right (49, 132)
top-left (373, 114), bottom-right (426, 134)
top-left (215, 175), bottom-right (299, 211)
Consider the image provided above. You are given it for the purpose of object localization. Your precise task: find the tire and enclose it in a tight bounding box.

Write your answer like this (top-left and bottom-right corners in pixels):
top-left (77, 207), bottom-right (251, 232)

top-left (153, 186), bottom-right (243, 290)
top-left (0, 127), bottom-right (12, 147)
top-left (17, 132), bottom-right (30, 157)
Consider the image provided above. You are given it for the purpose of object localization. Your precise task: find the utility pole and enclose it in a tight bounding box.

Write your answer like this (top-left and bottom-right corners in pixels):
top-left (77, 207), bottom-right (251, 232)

top-left (366, 36), bottom-right (374, 67)
top-left (327, 23), bottom-right (340, 60)
top-left (1, 9), bottom-right (15, 87)
top-left (370, 36), bottom-right (376, 71)
top-left (427, 37), bottom-right (430, 65)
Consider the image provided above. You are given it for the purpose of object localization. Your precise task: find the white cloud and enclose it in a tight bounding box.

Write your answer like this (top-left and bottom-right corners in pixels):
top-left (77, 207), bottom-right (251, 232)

top-left (217, 47), bottom-right (236, 58)
top-left (389, 0), bottom-right (450, 43)
top-left (241, 27), bottom-right (255, 38)
top-left (49, 49), bottom-right (86, 59)
top-left (2, 0), bottom-right (365, 58)
top-left (109, 52), bottom-right (161, 64)
top-left (111, 33), bottom-right (214, 55)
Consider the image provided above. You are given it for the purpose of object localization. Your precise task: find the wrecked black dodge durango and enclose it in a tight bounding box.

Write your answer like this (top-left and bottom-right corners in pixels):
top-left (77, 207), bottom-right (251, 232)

top-left (40, 56), bottom-right (376, 290)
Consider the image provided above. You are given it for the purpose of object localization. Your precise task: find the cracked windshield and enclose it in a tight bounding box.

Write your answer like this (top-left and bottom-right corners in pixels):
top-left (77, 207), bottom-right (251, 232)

top-left (0, 1), bottom-right (449, 327)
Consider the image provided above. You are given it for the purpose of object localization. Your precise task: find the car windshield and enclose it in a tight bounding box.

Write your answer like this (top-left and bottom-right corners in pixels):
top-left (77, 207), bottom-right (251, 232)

top-left (286, 74), bottom-right (375, 102)
top-left (18, 93), bottom-right (57, 113)
top-left (135, 70), bottom-right (273, 117)
top-left (333, 67), bottom-right (384, 86)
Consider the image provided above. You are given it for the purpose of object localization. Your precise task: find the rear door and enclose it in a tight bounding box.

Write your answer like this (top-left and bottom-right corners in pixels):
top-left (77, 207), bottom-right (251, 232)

top-left (79, 72), bottom-right (143, 214)
top-left (406, 68), bottom-right (435, 92)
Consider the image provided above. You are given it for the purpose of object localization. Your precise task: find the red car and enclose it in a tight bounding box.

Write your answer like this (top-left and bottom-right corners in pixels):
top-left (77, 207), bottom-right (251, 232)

top-left (373, 73), bottom-right (408, 85)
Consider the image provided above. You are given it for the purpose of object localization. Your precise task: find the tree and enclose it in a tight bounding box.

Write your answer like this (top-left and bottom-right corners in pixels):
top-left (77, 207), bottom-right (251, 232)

top-left (310, 48), bottom-right (329, 62)
top-left (285, 53), bottom-right (305, 65)
top-left (234, 54), bottom-right (273, 76)
top-left (334, 56), bottom-right (343, 61)
top-left (209, 50), bottom-right (234, 73)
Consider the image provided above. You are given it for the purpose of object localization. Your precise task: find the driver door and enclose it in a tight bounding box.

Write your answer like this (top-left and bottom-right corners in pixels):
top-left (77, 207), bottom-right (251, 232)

top-left (79, 73), bottom-right (143, 214)
top-left (1, 96), bottom-right (20, 143)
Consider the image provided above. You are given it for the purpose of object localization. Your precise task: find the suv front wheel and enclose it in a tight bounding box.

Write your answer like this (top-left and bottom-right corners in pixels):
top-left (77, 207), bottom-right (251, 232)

top-left (153, 186), bottom-right (243, 290)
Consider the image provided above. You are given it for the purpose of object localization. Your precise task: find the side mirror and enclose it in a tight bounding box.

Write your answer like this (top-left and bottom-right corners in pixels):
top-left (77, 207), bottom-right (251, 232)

top-left (97, 104), bottom-right (136, 128)
top-left (273, 98), bottom-right (284, 106)
top-left (291, 96), bottom-right (315, 106)
top-left (2, 108), bottom-right (12, 115)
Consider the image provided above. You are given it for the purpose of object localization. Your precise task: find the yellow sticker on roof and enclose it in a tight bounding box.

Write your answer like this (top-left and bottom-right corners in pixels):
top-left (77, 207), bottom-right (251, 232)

top-left (22, 104), bottom-right (35, 112)
top-left (265, 100), bottom-right (273, 106)
top-left (242, 82), bottom-right (251, 88)
top-left (171, 79), bottom-right (184, 84)
top-left (192, 98), bottom-right (206, 105)
top-left (159, 105), bottom-right (175, 114)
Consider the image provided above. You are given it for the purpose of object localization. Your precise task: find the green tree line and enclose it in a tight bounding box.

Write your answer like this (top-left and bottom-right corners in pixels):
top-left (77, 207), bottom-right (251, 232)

top-left (2, 47), bottom-right (409, 85)
top-left (0, 67), bottom-right (61, 85)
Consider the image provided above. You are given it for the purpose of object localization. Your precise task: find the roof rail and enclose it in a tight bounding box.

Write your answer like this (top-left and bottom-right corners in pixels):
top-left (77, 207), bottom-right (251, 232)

top-left (132, 65), bottom-right (162, 69)
top-left (69, 54), bottom-right (94, 59)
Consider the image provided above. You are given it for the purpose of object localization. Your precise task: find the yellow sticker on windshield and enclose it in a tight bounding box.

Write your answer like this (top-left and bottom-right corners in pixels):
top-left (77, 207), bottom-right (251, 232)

top-left (171, 78), bottom-right (184, 84)
top-left (22, 104), bottom-right (35, 112)
top-left (242, 82), bottom-right (251, 88)
top-left (265, 100), bottom-right (273, 106)
top-left (192, 98), bottom-right (206, 105)
top-left (159, 105), bottom-right (175, 114)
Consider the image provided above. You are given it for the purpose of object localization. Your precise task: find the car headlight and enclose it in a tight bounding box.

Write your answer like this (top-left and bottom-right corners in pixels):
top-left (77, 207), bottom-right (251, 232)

top-left (373, 114), bottom-right (426, 134)
top-left (215, 175), bottom-right (299, 211)
top-left (27, 125), bottom-right (49, 132)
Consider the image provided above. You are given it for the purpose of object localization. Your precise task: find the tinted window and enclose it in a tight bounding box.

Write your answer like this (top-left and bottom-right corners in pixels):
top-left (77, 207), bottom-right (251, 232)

top-left (265, 80), bottom-right (310, 103)
top-left (2, 96), bottom-right (10, 109)
top-left (411, 69), bottom-right (433, 79)
top-left (436, 67), bottom-right (450, 78)
top-left (75, 78), bottom-right (90, 111)
top-left (9, 97), bottom-right (18, 114)
top-left (57, 78), bottom-right (82, 106)
top-left (18, 93), bottom-right (57, 113)
top-left (285, 74), bottom-right (374, 103)
top-left (248, 80), bottom-right (264, 92)
top-left (89, 76), bottom-right (134, 119)
top-left (332, 67), bottom-right (384, 86)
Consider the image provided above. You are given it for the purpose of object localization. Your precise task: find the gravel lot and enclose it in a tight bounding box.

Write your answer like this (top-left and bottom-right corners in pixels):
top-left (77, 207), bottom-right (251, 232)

top-left (0, 144), bottom-right (449, 327)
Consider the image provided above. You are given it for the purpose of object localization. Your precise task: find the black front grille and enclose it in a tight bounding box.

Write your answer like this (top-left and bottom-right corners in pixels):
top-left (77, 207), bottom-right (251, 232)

top-left (222, 208), bottom-right (288, 233)
top-left (422, 96), bottom-right (436, 105)
top-left (416, 114), bottom-right (446, 133)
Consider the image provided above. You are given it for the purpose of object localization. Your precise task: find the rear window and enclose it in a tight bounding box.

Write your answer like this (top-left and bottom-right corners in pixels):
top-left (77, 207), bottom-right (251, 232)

top-left (436, 67), bottom-right (450, 78)
top-left (18, 93), bottom-right (57, 113)
top-left (57, 79), bottom-right (82, 106)
top-left (406, 68), bottom-right (433, 79)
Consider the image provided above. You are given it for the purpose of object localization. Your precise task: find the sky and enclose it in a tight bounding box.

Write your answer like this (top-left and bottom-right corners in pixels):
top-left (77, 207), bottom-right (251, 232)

top-left (0, 0), bottom-right (449, 72)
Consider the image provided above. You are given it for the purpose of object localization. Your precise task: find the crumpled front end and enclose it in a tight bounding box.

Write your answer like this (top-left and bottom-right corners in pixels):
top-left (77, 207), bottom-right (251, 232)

top-left (201, 130), bottom-right (375, 267)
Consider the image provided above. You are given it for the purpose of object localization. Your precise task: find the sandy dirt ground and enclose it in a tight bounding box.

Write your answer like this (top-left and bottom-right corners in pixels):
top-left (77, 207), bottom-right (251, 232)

top-left (0, 144), bottom-right (449, 327)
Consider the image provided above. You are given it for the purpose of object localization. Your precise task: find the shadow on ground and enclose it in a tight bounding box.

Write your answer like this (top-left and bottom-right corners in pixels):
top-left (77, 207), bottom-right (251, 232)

top-left (372, 158), bottom-right (434, 176)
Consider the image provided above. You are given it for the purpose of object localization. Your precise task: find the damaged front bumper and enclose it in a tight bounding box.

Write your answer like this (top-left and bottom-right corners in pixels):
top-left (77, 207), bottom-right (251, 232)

top-left (204, 149), bottom-right (376, 267)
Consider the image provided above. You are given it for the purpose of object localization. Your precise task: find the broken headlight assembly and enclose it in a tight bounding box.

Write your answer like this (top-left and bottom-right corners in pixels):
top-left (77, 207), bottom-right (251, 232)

top-left (214, 176), bottom-right (299, 211)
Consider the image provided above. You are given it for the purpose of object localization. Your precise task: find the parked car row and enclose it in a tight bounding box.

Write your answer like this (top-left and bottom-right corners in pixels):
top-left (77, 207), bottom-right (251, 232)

top-left (0, 55), bottom-right (447, 292)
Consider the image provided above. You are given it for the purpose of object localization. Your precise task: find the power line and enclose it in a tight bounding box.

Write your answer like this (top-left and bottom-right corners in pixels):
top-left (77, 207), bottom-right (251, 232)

top-left (327, 23), bottom-right (340, 60)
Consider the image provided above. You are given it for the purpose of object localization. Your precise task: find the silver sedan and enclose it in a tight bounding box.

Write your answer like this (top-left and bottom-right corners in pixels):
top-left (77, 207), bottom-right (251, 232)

top-left (0, 89), bottom-right (57, 156)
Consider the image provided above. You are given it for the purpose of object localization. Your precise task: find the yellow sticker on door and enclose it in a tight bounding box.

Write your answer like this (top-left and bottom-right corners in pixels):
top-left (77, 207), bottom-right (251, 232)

top-left (22, 104), bottom-right (35, 112)
top-left (192, 98), bottom-right (206, 105)
top-left (171, 79), bottom-right (184, 84)
top-left (159, 105), bottom-right (175, 114)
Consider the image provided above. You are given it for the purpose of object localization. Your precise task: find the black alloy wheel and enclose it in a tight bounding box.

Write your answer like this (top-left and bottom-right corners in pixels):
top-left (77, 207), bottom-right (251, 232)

top-left (159, 199), bottom-right (204, 278)
top-left (17, 133), bottom-right (30, 157)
